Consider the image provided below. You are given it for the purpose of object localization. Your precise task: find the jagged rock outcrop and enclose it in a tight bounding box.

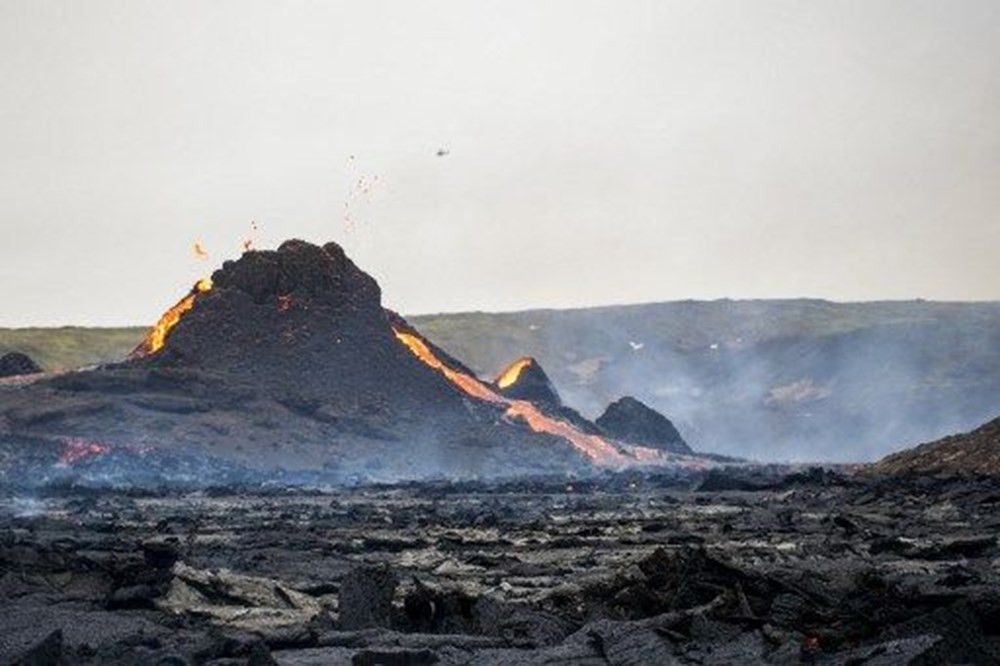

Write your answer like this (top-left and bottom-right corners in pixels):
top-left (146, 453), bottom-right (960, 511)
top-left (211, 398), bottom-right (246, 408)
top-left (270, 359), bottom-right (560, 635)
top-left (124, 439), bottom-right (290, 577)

top-left (596, 396), bottom-right (692, 454)
top-left (494, 357), bottom-right (562, 407)
top-left (872, 416), bottom-right (1000, 476)
top-left (0, 351), bottom-right (42, 377)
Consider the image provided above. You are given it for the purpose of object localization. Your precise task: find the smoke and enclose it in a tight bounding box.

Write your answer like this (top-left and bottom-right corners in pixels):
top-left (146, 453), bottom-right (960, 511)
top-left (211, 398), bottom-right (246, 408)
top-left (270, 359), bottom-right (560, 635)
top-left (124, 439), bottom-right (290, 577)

top-left (411, 300), bottom-right (1000, 463)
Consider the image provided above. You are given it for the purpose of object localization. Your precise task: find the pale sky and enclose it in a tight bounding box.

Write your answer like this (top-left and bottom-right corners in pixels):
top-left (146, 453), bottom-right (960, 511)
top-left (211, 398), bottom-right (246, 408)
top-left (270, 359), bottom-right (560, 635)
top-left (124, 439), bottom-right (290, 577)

top-left (1, 0), bottom-right (998, 326)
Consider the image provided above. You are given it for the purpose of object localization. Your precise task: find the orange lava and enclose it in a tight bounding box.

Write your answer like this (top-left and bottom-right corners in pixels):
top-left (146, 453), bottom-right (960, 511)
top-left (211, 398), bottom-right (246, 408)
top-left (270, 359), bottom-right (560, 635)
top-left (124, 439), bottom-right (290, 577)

top-left (393, 328), bottom-right (628, 466)
top-left (58, 437), bottom-right (111, 465)
top-left (495, 357), bottom-right (533, 389)
top-left (135, 278), bottom-right (213, 356)
top-left (503, 399), bottom-right (626, 464)
top-left (394, 330), bottom-right (503, 404)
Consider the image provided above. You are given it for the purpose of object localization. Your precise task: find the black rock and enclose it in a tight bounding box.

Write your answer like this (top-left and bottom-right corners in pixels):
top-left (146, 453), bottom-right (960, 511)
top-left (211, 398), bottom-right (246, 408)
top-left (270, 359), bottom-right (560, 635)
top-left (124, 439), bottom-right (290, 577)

top-left (595, 396), bottom-right (692, 454)
top-left (0, 352), bottom-right (42, 378)
top-left (339, 564), bottom-right (399, 630)
top-left (494, 357), bottom-right (562, 407)
top-left (351, 648), bottom-right (438, 666)
top-left (143, 541), bottom-right (180, 569)
top-left (402, 580), bottom-right (479, 634)
top-left (6, 628), bottom-right (63, 666)
top-left (695, 469), bottom-right (763, 492)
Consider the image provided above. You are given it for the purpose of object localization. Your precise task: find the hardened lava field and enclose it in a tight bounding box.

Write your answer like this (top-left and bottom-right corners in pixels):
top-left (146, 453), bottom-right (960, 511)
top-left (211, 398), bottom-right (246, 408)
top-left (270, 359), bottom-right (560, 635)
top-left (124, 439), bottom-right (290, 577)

top-left (2, 471), bottom-right (999, 665)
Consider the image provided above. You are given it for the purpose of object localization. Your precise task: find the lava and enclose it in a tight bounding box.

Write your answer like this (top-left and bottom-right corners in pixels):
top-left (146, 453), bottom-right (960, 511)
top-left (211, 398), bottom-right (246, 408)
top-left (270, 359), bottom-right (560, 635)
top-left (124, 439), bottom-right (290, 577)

top-left (393, 330), bottom-right (503, 404)
top-left (503, 400), bottom-right (627, 465)
top-left (393, 328), bottom-right (628, 466)
top-left (58, 437), bottom-right (111, 466)
top-left (133, 277), bottom-right (213, 357)
top-left (495, 357), bottom-right (533, 389)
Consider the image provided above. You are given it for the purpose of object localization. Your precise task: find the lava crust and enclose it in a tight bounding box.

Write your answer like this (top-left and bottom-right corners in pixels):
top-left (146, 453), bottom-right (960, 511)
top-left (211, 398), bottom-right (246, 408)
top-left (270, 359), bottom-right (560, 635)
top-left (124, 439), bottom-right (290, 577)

top-left (1, 473), bottom-right (998, 664)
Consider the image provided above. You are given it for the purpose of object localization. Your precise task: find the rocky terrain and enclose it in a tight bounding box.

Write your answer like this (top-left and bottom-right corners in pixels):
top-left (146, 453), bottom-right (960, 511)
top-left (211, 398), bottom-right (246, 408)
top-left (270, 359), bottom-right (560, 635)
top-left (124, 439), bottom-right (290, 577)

top-left (2, 471), bottom-right (998, 665)
top-left (2, 240), bottom-right (996, 665)
top-left (873, 417), bottom-right (1000, 476)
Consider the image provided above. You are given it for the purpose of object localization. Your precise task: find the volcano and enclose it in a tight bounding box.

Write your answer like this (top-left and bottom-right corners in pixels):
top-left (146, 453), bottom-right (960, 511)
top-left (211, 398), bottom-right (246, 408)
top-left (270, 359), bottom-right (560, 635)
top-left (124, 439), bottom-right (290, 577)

top-left (596, 396), bottom-right (692, 454)
top-left (495, 357), bottom-right (561, 406)
top-left (0, 240), bottom-right (701, 485)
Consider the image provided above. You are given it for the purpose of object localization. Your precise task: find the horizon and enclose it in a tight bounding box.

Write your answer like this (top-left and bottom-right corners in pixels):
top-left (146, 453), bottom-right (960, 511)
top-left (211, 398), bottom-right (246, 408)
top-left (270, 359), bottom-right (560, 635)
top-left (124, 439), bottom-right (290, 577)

top-left (2, 1), bottom-right (999, 326)
top-left (2, 288), bottom-right (999, 331)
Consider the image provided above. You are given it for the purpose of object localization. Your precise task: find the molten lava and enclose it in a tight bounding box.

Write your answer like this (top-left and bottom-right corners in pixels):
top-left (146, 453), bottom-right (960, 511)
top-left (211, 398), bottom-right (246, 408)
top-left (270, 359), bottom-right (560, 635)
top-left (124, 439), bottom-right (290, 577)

top-left (134, 278), bottom-right (213, 357)
top-left (58, 437), bottom-right (111, 465)
top-left (393, 328), bottom-right (629, 466)
top-left (495, 357), bottom-right (533, 389)
top-left (394, 330), bottom-right (503, 404)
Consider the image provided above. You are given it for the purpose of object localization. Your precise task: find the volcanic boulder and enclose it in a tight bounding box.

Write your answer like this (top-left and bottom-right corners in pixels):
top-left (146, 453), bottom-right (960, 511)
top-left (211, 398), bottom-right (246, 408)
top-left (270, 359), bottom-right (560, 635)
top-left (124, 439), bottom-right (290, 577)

top-left (596, 396), bottom-right (692, 454)
top-left (0, 351), bottom-right (42, 378)
top-left (872, 416), bottom-right (1000, 476)
top-left (495, 357), bottom-right (562, 407)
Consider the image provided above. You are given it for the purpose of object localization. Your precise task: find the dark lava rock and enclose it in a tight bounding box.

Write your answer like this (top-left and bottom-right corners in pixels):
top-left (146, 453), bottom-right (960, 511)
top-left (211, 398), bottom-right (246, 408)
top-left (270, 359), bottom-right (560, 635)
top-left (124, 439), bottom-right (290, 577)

top-left (595, 396), bottom-right (692, 454)
top-left (1, 629), bottom-right (63, 666)
top-left (494, 357), bottom-right (562, 407)
top-left (402, 581), bottom-right (477, 634)
top-left (339, 564), bottom-right (399, 630)
top-left (351, 648), bottom-right (438, 665)
top-left (142, 541), bottom-right (180, 569)
top-left (695, 469), bottom-right (764, 492)
top-left (0, 352), bottom-right (42, 378)
top-left (873, 416), bottom-right (1000, 476)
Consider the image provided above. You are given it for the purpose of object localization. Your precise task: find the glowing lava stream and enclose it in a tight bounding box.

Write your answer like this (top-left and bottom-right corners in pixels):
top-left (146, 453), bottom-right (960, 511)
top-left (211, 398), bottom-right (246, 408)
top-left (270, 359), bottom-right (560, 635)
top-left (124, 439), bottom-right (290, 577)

top-left (495, 356), bottom-right (533, 389)
top-left (135, 277), bottom-right (213, 356)
top-left (393, 329), bottom-right (628, 466)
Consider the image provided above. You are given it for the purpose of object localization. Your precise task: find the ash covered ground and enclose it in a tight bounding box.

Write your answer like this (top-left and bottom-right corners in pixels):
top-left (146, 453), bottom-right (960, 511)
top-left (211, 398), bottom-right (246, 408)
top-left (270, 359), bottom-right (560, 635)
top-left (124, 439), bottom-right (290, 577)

top-left (2, 471), bottom-right (1000, 665)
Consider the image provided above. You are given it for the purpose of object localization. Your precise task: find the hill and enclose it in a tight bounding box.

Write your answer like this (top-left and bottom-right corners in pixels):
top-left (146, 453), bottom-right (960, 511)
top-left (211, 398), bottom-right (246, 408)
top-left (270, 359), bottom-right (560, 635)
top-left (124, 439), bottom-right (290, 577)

top-left (0, 326), bottom-right (145, 371)
top-left (872, 416), bottom-right (1000, 475)
top-left (4, 299), bottom-right (999, 462)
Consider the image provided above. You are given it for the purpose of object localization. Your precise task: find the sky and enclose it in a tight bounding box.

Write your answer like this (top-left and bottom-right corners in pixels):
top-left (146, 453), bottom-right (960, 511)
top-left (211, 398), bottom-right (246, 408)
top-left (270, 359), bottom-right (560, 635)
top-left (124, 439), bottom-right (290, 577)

top-left (1, 0), bottom-right (998, 327)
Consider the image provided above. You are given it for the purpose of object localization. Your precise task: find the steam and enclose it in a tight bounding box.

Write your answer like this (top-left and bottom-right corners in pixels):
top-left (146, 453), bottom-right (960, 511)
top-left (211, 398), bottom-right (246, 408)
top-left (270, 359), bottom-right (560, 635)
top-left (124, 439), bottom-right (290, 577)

top-left (411, 301), bottom-right (1000, 463)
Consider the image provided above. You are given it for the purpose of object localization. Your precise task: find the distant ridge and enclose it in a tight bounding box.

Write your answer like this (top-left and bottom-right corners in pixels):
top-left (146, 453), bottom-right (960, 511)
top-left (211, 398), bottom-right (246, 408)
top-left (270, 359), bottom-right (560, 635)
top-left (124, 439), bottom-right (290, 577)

top-left (4, 298), bottom-right (999, 462)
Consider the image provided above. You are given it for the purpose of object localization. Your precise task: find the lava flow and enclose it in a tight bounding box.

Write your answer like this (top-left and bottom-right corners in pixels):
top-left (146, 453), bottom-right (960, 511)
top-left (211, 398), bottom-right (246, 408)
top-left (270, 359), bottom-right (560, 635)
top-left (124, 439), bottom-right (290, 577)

top-left (133, 277), bottom-right (213, 357)
top-left (393, 330), bottom-right (503, 404)
top-left (57, 437), bottom-right (112, 466)
top-left (393, 328), bottom-right (628, 466)
top-left (495, 356), bottom-right (533, 389)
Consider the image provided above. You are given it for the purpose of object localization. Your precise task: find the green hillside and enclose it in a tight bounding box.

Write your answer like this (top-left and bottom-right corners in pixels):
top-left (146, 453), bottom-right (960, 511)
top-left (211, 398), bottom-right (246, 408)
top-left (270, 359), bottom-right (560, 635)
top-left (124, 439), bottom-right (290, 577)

top-left (0, 327), bottom-right (146, 372)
